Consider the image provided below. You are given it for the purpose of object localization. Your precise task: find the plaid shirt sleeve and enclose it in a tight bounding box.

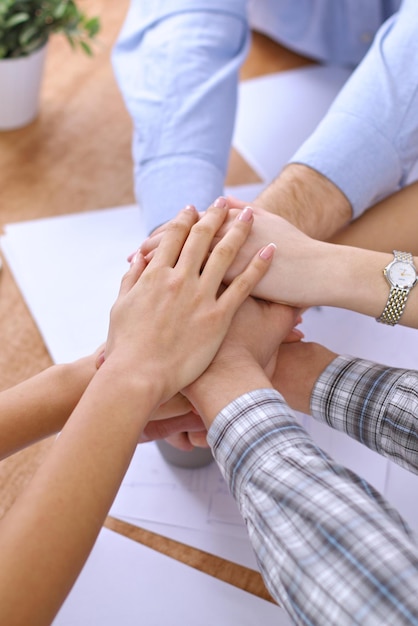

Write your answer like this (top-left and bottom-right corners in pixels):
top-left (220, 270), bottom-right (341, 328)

top-left (208, 388), bottom-right (418, 626)
top-left (311, 355), bottom-right (418, 474)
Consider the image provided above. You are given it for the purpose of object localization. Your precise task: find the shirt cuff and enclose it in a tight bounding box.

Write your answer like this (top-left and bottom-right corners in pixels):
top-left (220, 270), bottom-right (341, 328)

top-left (310, 354), bottom-right (408, 446)
top-left (290, 111), bottom-right (402, 218)
top-left (136, 156), bottom-right (225, 234)
top-left (208, 388), bottom-right (309, 501)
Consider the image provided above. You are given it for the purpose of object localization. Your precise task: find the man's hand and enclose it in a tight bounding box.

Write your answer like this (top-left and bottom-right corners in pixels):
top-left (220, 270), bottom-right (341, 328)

top-left (272, 341), bottom-right (337, 414)
top-left (184, 297), bottom-right (302, 428)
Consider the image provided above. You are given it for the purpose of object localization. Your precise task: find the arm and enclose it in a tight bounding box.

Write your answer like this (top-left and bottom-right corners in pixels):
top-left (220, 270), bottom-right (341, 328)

top-left (0, 203), bottom-right (273, 625)
top-left (287, 0), bottom-right (418, 225)
top-left (209, 386), bottom-right (418, 625)
top-left (112, 0), bottom-right (249, 234)
top-left (185, 326), bottom-right (418, 624)
top-left (0, 353), bottom-right (98, 461)
top-left (274, 341), bottom-right (418, 475)
top-left (202, 200), bottom-right (418, 327)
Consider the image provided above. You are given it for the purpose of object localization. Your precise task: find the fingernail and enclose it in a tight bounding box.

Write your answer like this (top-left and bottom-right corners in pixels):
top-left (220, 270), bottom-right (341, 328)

top-left (238, 206), bottom-right (253, 222)
top-left (213, 196), bottom-right (228, 208)
top-left (185, 204), bottom-right (196, 212)
top-left (292, 328), bottom-right (305, 339)
top-left (259, 243), bottom-right (276, 260)
top-left (130, 249), bottom-right (143, 266)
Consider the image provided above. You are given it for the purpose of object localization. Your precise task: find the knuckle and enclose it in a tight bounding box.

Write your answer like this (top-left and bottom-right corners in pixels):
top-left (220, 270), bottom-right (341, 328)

top-left (191, 220), bottom-right (214, 238)
top-left (215, 241), bottom-right (235, 262)
top-left (166, 219), bottom-right (187, 235)
top-left (233, 273), bottom-right (252, 294)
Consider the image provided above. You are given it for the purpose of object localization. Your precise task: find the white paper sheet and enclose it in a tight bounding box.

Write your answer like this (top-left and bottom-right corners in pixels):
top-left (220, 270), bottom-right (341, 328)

top-left (298, 306), bottom-right (418, 533)
top-left (53, 527), bottom-right (290, 626)
top-left (232, 65), bottom-right (352, 182)
top-left (1, 205), bottom-right (143, 363)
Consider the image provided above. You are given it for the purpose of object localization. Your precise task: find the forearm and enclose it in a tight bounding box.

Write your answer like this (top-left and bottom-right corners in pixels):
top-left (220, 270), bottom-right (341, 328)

top-left (255, 163), bottom-right (352, 239)
top-left (209, 389), bottom-right (418, 624)
top-left (0, 355), bottom-right (97, 460)
top-left (311, 355), bottom-right (418, 474)
top-left (289, 1), bottom-right (418, 220)
top-left (253, 233), bottom-right (418, 328)
top-left (0, 362), bottom-right (159, 626)
top-left (185, 360), bottom-right (272, 429)
top-left (112, 2), bottom-right (249, 233)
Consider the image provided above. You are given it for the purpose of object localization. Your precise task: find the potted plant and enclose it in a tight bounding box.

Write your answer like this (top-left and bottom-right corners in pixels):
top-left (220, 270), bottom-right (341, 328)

top-left (0, 0), bottom-right (100, 130)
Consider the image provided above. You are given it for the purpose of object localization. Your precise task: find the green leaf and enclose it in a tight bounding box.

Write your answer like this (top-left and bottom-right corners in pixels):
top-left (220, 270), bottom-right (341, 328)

top-left (5, 12), bottom-right (29, 28)
top-left (0, 0), bottom-right (101, 58)
top-left (53, 1), bottom-right (68, 19)
top-left (79, 39), bottom-right (92, 56)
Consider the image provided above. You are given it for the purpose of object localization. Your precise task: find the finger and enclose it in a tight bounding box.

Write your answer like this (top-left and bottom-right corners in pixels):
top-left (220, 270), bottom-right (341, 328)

top-left (144, 249), bottom-right (156, 264)
top-left (200, 206), bottom-right (254, 292)
top-left (151, 393), bottom-right (193, 421)
top-left (219, 242), bottom-right (276, 313)
top-left (149, 205), bottom-right (198, 268)
top-left (140, 413), bottom-right (206, 443)
top-left (95, 349), bottom-right (105, 369)
top-left (283, 327), bottom-right (305, 343)
top-left (226, 195), bottom-right (248, 210)
top-left (118, 251), bottom-right (147, 297)
top-left (164, 433), bottom-right (195, 451)
top-left (188, 430), bottom-right (210, 448)
top-left (139, 231), bottom-right (164, 257)
top-left (174, 198), bottom-right (231, 273)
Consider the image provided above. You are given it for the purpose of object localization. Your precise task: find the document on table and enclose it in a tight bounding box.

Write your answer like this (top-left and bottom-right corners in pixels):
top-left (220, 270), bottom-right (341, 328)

top-left (53, 527), bottom-right (291, 626)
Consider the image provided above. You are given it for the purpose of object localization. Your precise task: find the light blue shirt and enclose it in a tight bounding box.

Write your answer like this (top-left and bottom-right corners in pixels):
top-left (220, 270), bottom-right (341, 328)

top-left (112, 0), bottom-right (418, 234)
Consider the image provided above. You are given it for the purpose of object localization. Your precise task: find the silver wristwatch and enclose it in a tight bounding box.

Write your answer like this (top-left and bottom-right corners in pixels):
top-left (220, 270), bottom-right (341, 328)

top-left (377, 250), bottom-right (417, 326)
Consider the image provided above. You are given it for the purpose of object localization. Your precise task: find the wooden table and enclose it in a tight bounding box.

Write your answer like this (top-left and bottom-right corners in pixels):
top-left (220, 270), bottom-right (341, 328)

top-left (0, 0), bottom-right (310, 607)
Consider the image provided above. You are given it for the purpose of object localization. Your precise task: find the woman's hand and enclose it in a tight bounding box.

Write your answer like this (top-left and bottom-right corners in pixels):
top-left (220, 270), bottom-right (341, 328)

top-left (140, 196), bottom-right (328, 308)
top-left (104, 201), bottom-right (277, 409)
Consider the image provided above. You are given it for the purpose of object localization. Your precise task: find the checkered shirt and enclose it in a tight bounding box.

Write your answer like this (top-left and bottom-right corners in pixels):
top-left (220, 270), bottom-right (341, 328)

top-left (208, 357), bottom-right (418, 625)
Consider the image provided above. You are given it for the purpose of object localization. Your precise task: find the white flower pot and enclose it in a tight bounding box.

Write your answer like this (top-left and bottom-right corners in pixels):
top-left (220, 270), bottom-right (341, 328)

top-left (0, 44), bottom-right (48, 131)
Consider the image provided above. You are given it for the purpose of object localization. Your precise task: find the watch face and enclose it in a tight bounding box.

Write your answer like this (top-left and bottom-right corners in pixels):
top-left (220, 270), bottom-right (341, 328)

top-left (388, 261), bottom-right (417, 288)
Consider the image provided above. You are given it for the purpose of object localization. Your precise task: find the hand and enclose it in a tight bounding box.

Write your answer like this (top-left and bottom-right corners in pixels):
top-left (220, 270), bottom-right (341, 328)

top-left (140, 197), bottom-right (328, 307)
top-left (213, 197), bottom-right (328, 306)
top-left (104, 201), bottom-right (276, 408)
top-left (184, 295), bottom-right (302, 428)
top-left (272, 342), bottom-right (337, 414)
top-left (138, 303), bottom-right (303, 451)
top-left (140, 411), bottom-right (208, 448)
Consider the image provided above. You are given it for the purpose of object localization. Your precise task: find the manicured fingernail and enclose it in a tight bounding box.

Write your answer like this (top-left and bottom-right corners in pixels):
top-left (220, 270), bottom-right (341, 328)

top-left (213, 196), bottom-right (228, 208)
top-left (292, 328), bottom-right (305, 339)
top-left (238, 206), bottom-right (253, 222)
top-left (131, 250), bottom-right (143, 266)
top-left (259, 243), bottom-right (276, 260)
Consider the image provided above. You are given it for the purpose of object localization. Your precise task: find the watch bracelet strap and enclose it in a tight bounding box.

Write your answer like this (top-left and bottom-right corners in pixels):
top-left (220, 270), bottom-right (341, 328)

top-left (377, 286), bottom-right (409, 326)
top-left (394, 250), bottom-right (414, 263)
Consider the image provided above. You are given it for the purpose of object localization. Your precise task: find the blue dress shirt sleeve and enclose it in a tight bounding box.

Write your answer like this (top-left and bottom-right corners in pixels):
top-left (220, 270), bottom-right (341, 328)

top-left (291, 0), bottom-right (418, 217)
top-left (112, 1), bottom-right (249, 234)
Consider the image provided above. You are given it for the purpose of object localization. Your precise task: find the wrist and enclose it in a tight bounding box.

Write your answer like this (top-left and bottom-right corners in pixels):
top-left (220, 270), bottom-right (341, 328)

top-left (256, 163), bottom-right (352, 239)
top-left (96, 358), bottom-right (164, 420)
top-left (319, 246), bottom-right (393, 316)
top-left (184, 356), bottom-right (272, 429)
